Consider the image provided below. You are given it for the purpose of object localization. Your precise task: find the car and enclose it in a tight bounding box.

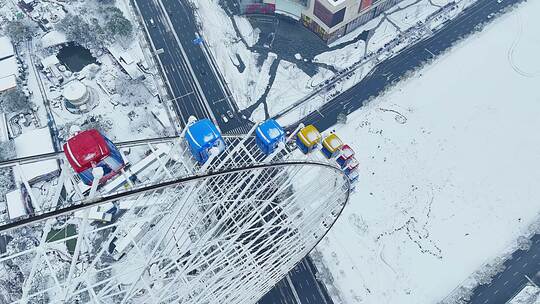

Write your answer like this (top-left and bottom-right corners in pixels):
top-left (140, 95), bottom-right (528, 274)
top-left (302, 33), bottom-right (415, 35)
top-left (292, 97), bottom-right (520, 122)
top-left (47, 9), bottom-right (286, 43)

top-left (149, 18), bottom-right (155, 26)
top-left (497, 0), bottom-right (502, 3)
top-left (227, 110), bottom-right (233, 118)
top-left (221, 114), bottom-right (229, 123)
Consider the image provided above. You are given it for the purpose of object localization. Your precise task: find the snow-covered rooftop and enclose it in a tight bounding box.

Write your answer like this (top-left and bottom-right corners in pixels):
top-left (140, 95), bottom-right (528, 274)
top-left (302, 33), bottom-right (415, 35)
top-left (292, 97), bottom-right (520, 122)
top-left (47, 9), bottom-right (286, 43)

top-left (14, 128), bottom-right (59, 183)
top-left (0, 36), bottom-right (14, 60)
top-left (41, 54), bottom-right (60, 68)
top-left (0, 56), bottom-right (18, 79)
top-left (0, 75), bottom-right (17, 93)
top-left (0, 113), bottom-right (9, 142)
top-left (63, 80), bottom-right (88, 102)
top-left (5, 189), bottom-right (27, 220)
top-left (108, 42), bottom-right (144, 79)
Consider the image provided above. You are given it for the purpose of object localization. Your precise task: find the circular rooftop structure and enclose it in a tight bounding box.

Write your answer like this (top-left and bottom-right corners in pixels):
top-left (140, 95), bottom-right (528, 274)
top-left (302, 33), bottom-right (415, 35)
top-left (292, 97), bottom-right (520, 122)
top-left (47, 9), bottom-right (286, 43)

top-left (63, 80), bottom-right (89, 106)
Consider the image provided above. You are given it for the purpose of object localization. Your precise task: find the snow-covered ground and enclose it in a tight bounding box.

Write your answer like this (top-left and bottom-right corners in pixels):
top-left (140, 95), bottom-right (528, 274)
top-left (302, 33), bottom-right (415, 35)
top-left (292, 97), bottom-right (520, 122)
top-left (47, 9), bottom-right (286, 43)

top-left (509, 284), bottom-right (540, 304)
top-left (314, 41), bottom-right (366, 70)
top-left (314, 1), bottom-right (540, 303)
top-left (266, 60), bottom-right (333, 117)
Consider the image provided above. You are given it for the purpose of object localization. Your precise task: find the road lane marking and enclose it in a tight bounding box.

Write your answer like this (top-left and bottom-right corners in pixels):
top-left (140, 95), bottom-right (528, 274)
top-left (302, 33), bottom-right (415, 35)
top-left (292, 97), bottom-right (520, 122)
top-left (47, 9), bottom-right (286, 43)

top-left (494, 289), bottom-right (499, 295)
top-left (522, 262), bottom-right (528, 268)
top-left (516, 256), bottom-right (521, 261)
top-left (504, 280), bottom-right (509, 285)
top-left (513, 271), bottom-right (519, 276)
top-left (483, 299), bottom-right (489, 303)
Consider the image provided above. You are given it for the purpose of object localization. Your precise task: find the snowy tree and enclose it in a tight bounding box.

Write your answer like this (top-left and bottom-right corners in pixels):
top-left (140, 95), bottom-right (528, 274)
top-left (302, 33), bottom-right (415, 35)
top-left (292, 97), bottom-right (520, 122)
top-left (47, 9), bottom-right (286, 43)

top-left (517, 235), bottom-right (532, 251)
top-left (337, 112), bottom-right (348, 125)
top-left (102, 8), bottom-right (133, 38)
top-left (56, 14), bottom-right (100, 47)
top-left (4, 20), bottom-right (37, 44)
top-left (0, 141), bottom-right (15, 201)
top-left (0, 141), bottom-right (15, 161)
top-left (0, 89), bottom-right (32, 114)
top-left (114, 78), bottom-right (147, 106)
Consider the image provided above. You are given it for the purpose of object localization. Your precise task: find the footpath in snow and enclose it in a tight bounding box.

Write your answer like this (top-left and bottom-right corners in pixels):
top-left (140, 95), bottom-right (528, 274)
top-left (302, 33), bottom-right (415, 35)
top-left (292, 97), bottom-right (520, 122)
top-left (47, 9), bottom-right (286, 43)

top-left (314, 0), bottom-right (540, 303)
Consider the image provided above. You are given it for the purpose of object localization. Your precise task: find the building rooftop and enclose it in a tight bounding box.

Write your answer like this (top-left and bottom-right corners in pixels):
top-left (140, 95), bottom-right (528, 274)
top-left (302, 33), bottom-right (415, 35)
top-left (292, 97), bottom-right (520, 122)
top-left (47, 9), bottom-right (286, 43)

top-left (0, 75), bottom-right (17, 93)
top-left (63, 80), bottom-right (87, 102)
top-left (0, 56), bottom-right (19, 79)
top-left (14, 127), bottom-right (59, 183)
top-left (0, 36), bottom-right (14, 60)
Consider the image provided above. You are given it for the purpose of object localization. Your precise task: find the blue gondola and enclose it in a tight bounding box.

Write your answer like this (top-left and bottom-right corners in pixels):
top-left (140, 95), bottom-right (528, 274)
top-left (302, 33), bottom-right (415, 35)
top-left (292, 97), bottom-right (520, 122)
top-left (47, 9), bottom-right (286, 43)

top-left (255, 119), bottom-right (286, 155)
top-left (186, 118), bottom-right (226, 164)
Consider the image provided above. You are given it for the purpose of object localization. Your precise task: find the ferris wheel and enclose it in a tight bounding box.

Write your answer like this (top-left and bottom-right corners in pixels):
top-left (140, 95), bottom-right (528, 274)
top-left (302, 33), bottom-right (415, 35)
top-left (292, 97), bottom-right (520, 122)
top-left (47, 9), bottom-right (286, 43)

top-left (0, 117), bottom-right (356, 304)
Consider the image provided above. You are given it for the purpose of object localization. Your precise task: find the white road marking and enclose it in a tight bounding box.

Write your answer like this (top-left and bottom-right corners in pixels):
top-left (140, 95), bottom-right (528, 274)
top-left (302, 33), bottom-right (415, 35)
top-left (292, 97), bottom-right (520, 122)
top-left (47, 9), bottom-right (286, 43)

top-left (513, 271), bottom-right (519, 276)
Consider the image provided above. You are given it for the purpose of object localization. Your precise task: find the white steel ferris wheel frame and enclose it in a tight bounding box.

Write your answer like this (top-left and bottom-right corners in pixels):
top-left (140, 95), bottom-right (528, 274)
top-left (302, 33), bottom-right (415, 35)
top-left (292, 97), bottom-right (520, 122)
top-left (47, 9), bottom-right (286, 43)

top-left (0, 123), bottom-right (351, 304)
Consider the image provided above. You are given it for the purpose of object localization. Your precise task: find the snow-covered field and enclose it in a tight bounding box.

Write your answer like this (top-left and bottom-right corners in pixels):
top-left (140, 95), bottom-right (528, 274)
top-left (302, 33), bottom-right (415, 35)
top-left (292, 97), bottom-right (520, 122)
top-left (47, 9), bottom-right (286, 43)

top-left (314, 1), bottom-right (540, 303)
top-left (509, 285), bottom-right (540, 304)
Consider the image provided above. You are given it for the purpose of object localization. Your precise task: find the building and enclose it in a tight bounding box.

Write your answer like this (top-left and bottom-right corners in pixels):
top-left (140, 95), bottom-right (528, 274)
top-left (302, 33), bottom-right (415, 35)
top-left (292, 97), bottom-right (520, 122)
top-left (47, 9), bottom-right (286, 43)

top-left (241, 0), bottom-right (404, 43)
top-left (0, 36), bottom-right (15, 61)
top-left (63, 80), bottom-right (90, 109)
top-left (0, 36), bottom-right (18, 93)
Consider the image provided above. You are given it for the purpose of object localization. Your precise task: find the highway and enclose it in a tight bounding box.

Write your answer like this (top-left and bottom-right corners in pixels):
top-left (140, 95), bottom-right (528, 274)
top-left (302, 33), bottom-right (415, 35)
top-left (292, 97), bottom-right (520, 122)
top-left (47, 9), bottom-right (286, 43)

top-left (468, 234), bottom-right (540, 304)
top-left (259, 258), bottom-right (333, 304)
top-left (133, 0), bottom-right (250, 133)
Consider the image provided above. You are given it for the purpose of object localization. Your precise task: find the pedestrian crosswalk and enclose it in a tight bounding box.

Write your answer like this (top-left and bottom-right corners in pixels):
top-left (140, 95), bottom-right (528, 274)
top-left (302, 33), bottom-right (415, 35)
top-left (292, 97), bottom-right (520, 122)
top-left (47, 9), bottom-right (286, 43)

top-left (224, 124), bottom-right (254, 135)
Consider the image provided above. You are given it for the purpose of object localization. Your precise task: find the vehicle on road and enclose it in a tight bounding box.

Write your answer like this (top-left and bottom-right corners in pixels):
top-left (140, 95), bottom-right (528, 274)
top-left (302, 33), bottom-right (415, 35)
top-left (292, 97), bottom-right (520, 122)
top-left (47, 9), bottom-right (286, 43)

top-left (149, 18), bottom-right (155, 26)
top-left (221, 114), bottom-right (229, 124)
top-left (227, 110), bottom-right (233, 118)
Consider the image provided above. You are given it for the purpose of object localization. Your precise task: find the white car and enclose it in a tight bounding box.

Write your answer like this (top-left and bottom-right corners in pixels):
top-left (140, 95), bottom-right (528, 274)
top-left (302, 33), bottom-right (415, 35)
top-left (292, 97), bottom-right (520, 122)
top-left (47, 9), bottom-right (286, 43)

top-left (221, 114), bottom-right (228, 123)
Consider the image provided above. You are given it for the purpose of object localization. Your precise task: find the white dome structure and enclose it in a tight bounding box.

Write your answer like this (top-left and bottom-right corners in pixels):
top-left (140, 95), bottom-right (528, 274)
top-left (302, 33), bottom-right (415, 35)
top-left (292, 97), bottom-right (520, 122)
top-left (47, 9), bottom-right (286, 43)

top-left (63, 80), bottom-right (89, 106)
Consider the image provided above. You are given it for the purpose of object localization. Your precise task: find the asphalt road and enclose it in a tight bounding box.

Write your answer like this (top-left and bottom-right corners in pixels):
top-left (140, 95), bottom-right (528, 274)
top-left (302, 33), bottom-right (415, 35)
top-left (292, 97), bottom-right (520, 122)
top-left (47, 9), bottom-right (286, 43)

top-left (133, 0), bottom-right (250, 134)
top-left (468, 234), bottom-right (540, 304)
top-left (259, 258), bottom-right (333, 304)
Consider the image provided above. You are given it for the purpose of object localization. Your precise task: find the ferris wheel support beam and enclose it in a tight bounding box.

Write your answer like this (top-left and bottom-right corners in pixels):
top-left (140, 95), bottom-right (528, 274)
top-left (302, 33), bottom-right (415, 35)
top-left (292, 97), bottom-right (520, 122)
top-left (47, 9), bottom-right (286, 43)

top-left (211, 123), bottom-right (258, 171)
top-left (155, 168), bottom-right (316, 300)
top-left (62, 168), bottom-right (105, 301)
top-left (118, 169), bottom-right (213, 304)
top-left (15, 164), bottom-right (40, 211)
top-left (0, 161), bottom-right (340, 234)
top-left (147, 142), bottom-right (173, 179)
top-left (0, 159), bottom-right (350, 304)
top-left (20, 220), bottom-right (53, 304)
